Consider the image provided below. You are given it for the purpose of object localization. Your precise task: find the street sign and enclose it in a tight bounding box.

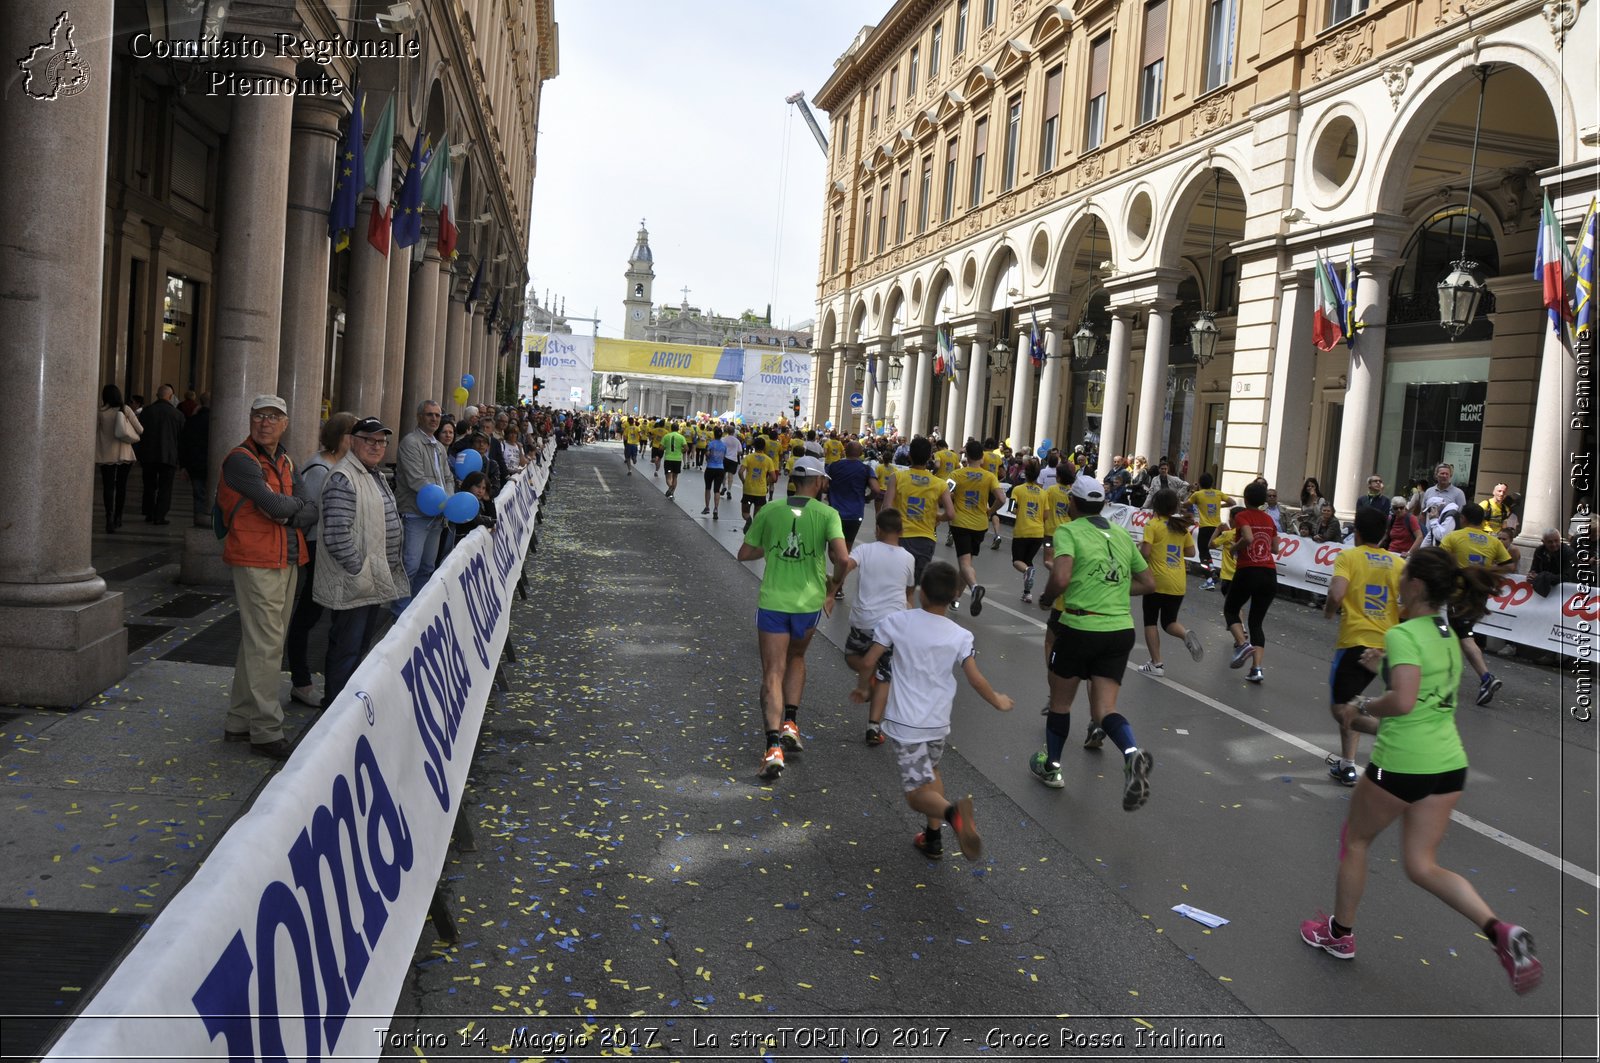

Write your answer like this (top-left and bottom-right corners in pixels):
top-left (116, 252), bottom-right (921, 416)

top-left (849, 391), bottom-right (864, 410)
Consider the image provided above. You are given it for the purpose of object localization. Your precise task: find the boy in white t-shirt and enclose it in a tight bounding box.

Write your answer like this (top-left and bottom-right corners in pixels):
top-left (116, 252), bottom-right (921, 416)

top-left (830, 507), bottom-right (917, 745)
top-left (850, 560), bottom-right (1014, 861)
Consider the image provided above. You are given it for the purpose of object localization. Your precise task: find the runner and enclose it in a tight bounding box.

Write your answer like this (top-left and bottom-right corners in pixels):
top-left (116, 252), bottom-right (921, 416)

top-left (822, 431), bottom-right (845, 467)
top-left (1300, 547), bottom-right (1542, 996)
top-left (1185, 473), bottom-right (1233, 590)
top-left (879, 436), bottom-right (954, 585)
top-left (736, 456), bottom-right (848, 781)
top-left (701, 425), bottom-right (728, 519)
top-left (648, 419), bottom-right (666, 477)
top-left (1440, 503), bottom-right (1516, 705)
top-left (950, 440), bottom-right (1007, 615)
top-left (693, 422), bottom-right (709, 469)
top-left (981, 437), bottom-right (1006, 549)
top-left (1008, 458), bottom-right (1048, 603)
top-left (1135, 488), bottom-right (1205, 676)
top-left (1030, 476), bottom-right (1157, 810)
top-left (660, 421), bottom-right (688, 499)
top-left (1213, 507), bottom-right (1241, 595)
top-left (1323, 506), bottom-right (1403, 785)
top-left (1224, 480), bottom-right (1281, 685)
top-left (621, 416), bottom-right (641, 475)
top-left (850, 560), bottom-right (1014, 860)
top-left (720, 426), bottom-right (744, 500)
top-left (739, 436), bottom-right (777, 532)
top-left (831, 506), bottom-right (916, 745)
top-left (826, 439), bottom-right (881, 554)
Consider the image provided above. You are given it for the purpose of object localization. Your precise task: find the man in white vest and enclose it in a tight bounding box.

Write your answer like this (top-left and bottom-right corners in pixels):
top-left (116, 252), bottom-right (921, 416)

top-left (315, 417), bottom-right (410, 705)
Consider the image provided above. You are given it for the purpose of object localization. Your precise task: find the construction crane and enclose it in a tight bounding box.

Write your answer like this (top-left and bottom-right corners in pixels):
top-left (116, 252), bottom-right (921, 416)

top-left (785, 91), bottom-right (829, 156)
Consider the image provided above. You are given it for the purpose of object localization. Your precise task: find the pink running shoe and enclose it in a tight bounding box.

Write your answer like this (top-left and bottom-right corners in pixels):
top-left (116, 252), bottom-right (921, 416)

top-left (1489, 922), bottom-right (1542, 995)
top-left (1299, 913), bottom-right (1356, 960)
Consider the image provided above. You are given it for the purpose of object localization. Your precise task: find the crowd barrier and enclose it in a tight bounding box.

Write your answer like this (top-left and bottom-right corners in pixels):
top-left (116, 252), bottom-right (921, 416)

top-left (45, 441), bottom-right (556, 1063)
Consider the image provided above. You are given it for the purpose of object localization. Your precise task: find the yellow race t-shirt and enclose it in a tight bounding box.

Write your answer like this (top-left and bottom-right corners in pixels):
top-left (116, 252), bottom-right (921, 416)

top-left (1213, 527), bottom-right (1238, 581)
top-left (1441, 527), bottom-right (1512, 570)
top-left (982, 449), bottom-right (1005, 478)
top-left (1010, 482), bottom-right (1048, 539)
top-left (822, 438), bottom-right (844, 465)
top-left (1142, 519), bottom-right (1192, 596)
top-left (1331, 545), bottom-right (1403, 649)
top-left (933, 448), bottom-right (961, 479)
top-left (623, 422), bottom-right (641, 445)
top-left (893, 468), bottom-right (947, 540)
top-left (1187, 488), bottom-right (1230, 528)
top-left (740, 453), bottom-right (774, 496)
top-left (951, 467), bottom-right (1002, 530)
top-left (1043, 483), bottom-right (1074, 536)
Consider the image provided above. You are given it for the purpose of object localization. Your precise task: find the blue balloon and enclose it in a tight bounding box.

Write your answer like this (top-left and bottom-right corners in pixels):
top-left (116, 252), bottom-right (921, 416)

top-left (444, 491), bottom-right (480, 524)
top-left (1037, 437), bottom-right (1054, 454)
top-left (453, 449), bottom-right (483, 479)
top-left (461, 373), bottom-right (475, 389)
top-left (417, 483), bottom-right (446, 516)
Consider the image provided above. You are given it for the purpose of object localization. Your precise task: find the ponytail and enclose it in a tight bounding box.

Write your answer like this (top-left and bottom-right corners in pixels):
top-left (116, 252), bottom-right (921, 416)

top-left (1450, 564), bottom-right (1500, 624)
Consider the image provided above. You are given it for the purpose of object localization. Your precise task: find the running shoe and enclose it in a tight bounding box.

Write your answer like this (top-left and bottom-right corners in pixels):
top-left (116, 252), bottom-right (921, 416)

top-left (758, 745), bottom-right (784, 780)
top-left (712, 511), bottom-right (718, 520)
top-left (1246, 667), bottom-right (1265, 684)
top-left (1299, 912), bottom-right (1356, 960)
top-left (665, 489), bottom-right (674, 498)
top-left (742, 516), bottom-right (751, 533)
top-left (779, 719), bottom-right (804, 752)
top-left (912, 829), bottom-right (944, 860)
top-left (950, 597), bottom-right (961, 612)
top-left (864, 725), bottom-right (885, 746)
top-left (952, 796), bottom-right (982, 860)
top-left (701, 506), bottom-right (710, 515)
top-left (990, 534), bottom-right (1003, 550)
top-left (970, 585), bottom-right (986, 617)
top-left (1021, 592), bottom-right (1033, 604)
top-left (1488, 922), bottom-right (1542, 994)
top-left (1122, 749), bottom-right (1153, 811)
top-left (1184, 631), bottom-right (1204, 662)
top-left (1476, 673), bottom-right (1503, 706)
top-left (834, 588), bottom-right (845, 600)
top-left (1325, 753), bottom-right (1358, 786)
top-left (1202, 577), bottom-right (1218, 591)
top-left (1137, 661), bottom-right (1165, 677)
top-left (1083, 723), bottom-right (1107, 751)
top-left (1230, 642), bottom-right (1255, 669)
top-left (1029, 751), bottom-right (1064, 788)
top-left (1023, 565), bottom-right (1036, 598)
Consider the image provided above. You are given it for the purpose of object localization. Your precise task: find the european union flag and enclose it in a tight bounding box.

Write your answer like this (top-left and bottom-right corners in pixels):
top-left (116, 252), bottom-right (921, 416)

top-left (392, 130), bottom-right (427, 249)
top-left (328, 85), bottom-right (364, 250)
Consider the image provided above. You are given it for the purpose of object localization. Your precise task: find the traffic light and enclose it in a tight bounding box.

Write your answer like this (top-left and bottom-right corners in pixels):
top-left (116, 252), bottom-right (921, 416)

top-left (791, 397), bottom-right (801, 416)
top-left (530, 376), bottom-right (544, 398)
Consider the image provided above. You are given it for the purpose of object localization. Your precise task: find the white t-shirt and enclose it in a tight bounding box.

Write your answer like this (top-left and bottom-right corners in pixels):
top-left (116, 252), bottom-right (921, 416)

top-left (874, 608), bottom-right (975, 743)
top-left (849, 540), bottom-right (916, 631)
top-left (721, 435), bottom-right (744, 464)
top-left (1038, 464), bottom-right (1059, 489)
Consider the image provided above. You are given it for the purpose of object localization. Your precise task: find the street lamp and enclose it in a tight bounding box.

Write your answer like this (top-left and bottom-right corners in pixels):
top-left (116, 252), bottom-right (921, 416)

top-left (1072, 217), bottom-right (1101, 366)
top-left (1438, 66), bottom-right (1493, 338)
top-left (147, 0), bottom-right (230, 47)
top-left (1190, 170), bottom-right (1223, 367)
top-left (989, 337), bottom-right (1011, 373)
top-left (888, 356), bottom-right (904, 385)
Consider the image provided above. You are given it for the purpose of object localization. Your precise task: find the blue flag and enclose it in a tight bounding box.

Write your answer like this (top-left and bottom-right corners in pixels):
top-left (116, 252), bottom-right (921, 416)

top-left (1029, 309), bottom-right (1045, 367)
top-left (1576, 197), bottom-right (1597, 340)
top-left (328, 85), bottom-right (364, 250)
top-left (466, 259), bottom-right (483, 306)
top-left (486, 291), bottom-right (501, 328)
top-left (391, 130), bottom-right (427, 249)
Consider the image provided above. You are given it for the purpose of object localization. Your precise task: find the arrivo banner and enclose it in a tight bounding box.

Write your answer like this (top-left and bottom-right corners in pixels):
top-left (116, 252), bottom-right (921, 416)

top-left (44, 444), bottom-right (554, 1062)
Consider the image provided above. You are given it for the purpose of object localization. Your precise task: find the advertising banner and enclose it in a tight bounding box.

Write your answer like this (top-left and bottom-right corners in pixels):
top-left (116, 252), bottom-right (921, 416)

top-left (741, 350), bottom-right (815, 424)
top-left (592, 337), bottom-right (744, 381)
top-left (45, 447), bottom-right (554, 1063)
top-left (524, 333), bottom-right (594, 410)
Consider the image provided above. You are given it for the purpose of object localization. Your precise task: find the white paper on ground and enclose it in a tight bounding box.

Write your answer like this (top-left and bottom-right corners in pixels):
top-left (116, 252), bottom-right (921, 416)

top-left (1172, 903), bottom-right (1229, 928)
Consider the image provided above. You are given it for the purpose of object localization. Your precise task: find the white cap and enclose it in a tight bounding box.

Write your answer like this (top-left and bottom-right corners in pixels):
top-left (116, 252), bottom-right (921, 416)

top-left (250, 394), bottom-right (287, 414)
top-left (1068, 476), bottom-right (1106, 501)
top-left (791, 456), bottom-right (829, 479)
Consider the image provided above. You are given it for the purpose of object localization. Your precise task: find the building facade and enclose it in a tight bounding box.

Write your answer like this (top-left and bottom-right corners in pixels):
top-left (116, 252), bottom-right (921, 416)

top-left (812, 0), bottom-right (1595, 531)
top-left (0, 0), bottom-right (556, 704)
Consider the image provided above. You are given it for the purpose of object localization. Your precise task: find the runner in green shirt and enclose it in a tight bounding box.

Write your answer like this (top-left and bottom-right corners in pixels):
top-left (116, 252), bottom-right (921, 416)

top-left (737, 456), bottom-right (848, 781)
top-left (1300, 547), bottom-right (1542, 996)
top-left (1030, 476), bottom-right (1157, 811)
top-left (660, 424), bottom-right (688, 499)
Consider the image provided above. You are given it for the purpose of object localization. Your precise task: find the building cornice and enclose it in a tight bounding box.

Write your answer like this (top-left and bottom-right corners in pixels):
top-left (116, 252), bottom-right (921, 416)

top-left (816, 0), bottom-right (936, 113)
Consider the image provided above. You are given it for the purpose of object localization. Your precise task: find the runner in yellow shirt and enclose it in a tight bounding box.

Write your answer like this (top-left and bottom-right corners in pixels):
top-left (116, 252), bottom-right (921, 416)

top-left (1213, 511), bottom-right (1241, 593)
top-left (1134, 488), bottom-right (1205, 677)
top-left (1185, 473), bottom-right (1234, 590)
top-left (1440, 503), bottom-right (1516, 706)
top-left (822, 434), bottom-right (844, 466)
top-left (981, 438), bottom-right (1006, 550)
top-left (621, 417), bottom-right (642, 475)
top-left (880, 437), bottom-right (954, 584)
top-left (950, 440), bottom-right (1007, 614)
top-left (1008, 458), bottom-right (1049, 603)
top-left (739, 438), bottom-right (778, 532)
top-left (1322, 506), bottom-right (1404, 785)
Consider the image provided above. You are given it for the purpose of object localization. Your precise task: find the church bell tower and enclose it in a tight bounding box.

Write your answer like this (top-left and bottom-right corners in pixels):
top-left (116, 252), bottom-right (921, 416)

top-left (623, 220), bottom-right (654, 340)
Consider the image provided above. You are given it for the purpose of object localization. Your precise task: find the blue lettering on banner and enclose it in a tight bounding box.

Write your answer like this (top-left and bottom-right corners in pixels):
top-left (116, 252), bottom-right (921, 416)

top-left (192, 735), bottom-right (414, 1059)
top-left (648, 351), bottom-right (694, 369)
top-left (403, 604), bottom-right (474, 811)
top-left (457, 554), bottom-right (504, 670)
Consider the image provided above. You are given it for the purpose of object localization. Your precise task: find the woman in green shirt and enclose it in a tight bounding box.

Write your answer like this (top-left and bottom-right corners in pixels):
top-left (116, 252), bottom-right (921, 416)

top-left (1300, 547), bottom-right (1542, 995)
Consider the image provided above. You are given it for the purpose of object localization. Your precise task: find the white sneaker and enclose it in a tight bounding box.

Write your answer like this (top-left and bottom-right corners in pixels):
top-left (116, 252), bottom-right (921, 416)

top-left (1136, 661), bottom-right (1164, 677)
top-left (1184, 631), bottom-right (1204, 662)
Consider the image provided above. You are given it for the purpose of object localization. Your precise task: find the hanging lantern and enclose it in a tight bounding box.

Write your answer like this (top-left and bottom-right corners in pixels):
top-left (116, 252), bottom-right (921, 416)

top-left (1071, 322), bottom-right (1098, 365)
top-left (1189, 310), bottom-right (1221, 367)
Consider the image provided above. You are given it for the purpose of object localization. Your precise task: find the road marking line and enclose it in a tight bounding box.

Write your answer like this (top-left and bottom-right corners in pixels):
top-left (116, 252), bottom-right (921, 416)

top-left (594, 467), bottom-right (612, 494)
top-left (976, 591), bottom-right (1599, 887)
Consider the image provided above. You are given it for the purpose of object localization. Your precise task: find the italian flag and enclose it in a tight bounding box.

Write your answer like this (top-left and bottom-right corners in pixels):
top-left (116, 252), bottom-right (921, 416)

top-left (437, 148), bottom-right (458, 260)
top-left (363, 94), bottom-right (396, 256)
top-left (1311, 251), bottom-right (1344, 351)
top-left (1534, 190), bottom-right (1574, 336)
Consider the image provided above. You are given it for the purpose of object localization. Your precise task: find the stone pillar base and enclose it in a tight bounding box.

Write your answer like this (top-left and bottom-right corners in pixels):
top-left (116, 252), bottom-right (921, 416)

top-left (0, 594), bottom-right (126, 706)
top-left (180, 528), bottom-right (233, 587)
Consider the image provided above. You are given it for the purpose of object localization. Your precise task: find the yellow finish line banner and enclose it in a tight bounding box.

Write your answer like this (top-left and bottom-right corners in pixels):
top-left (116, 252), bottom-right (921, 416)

top-left (592, 337), bottom-right (740, 381)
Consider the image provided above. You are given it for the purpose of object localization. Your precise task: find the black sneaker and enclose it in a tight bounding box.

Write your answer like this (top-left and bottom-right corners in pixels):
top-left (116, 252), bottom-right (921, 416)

top-left (1083, 723), bottom-right (1107, 751)
top-left (1477, 673), bottom-right (1503, 706)
top-left (1122, 750), bottom-right (1153, 811)
top-left (970, 585), bottom-right (986, 616)
top-left (701, 506), bottom-right (710, 515)
top-left (912, 829), bottom-right (944, 860)
top-left (864, 725), bottom-right (885, 746)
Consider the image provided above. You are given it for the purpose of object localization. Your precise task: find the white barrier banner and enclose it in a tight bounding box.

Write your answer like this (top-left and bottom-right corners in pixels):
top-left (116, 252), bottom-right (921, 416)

top-left (741, 350), bottom-right (813, 425)
top-left (46, 444), bottom-right (555, 1063)
top-left (525, 333), bottom-right (594, 410)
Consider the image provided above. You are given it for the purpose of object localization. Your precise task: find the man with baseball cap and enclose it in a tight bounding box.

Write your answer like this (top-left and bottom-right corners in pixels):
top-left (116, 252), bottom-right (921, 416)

top-left (737, 455), bottom-right (849, 781)
top-left (1032, 475), bottom-right (1158, 811)
top-left (217, 395), bottom-right (319, 760)
top-left (313, 417), bottom-right (409, 706)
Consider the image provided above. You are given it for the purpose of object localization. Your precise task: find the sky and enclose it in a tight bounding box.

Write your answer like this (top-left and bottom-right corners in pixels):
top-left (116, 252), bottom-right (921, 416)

top-left (527, 1), bottom-right (882, 338)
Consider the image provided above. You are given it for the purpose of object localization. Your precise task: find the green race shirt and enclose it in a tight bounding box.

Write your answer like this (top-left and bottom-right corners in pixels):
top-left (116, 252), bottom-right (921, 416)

top-left (1050, 516), bottom-right (1147, 631)
top-left (1370, 614), bottom-right (1468, 774)
top-left (744, 496), bottom-right (844, 614)
top-left (661, 431), bottom-right (688, 461)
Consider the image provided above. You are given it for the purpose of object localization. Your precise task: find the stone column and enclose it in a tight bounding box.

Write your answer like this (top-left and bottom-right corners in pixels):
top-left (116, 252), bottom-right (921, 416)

top-left (382, 241), bottom-right (410, 435)
top-left (401, 245), bottom-right (441, 422)
top-left (1332, 263), bottom-right (1395, 517)
top-left (834, 349), bottom-right (857, 429)
top-left (443, 290), bottom-right (467, 417)
top-left (342, 193), bottom-right (389, 416)
top-left (1098, 308), bottom-right (1134, 478)
top-left (1134, 300), bottom-right (1175, 464)
top-left (470, 305), bottom-right (487, 405)
top-left (189, 51), bottom-right (298, 585)
top-left (812, 350), bottom-right (833, 424)
top-left (431, 260), bottom-right (450, 402)
top-left (1034, 325), bottom-right (1064, 451)
top-left (0, 0), bottom-right (124, 703)
top-left (1261, 272), bottom-right (1315, 494)
top-left (963, 338), bottom-right (989, 445)
top-left (910, 348), bottom-right (932, 438)
top-left (946, 339), bottom-right (969, 444)
top-left (276, 95), bottom-right (342, 455)
top-left (1008, 335), bottom-right (1036, 453)
top-left (1521, 324), bottom-right (1579, 544)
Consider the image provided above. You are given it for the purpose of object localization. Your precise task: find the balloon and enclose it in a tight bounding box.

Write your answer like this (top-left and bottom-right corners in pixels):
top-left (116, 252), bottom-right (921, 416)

top-left (417, 483), bottom-right (446, 516)
top-left (461, 374), bottom-right (475, 389)
top-left (453, 449), bottom-right (483, 479)
top-left (824, 420), bottom-right (833, 429)
top-left (1038, 437), bottom-right (1054, 454)
top-left (453, 386), bottom-right (469, 406)
top-left (444, 491), bottom-right (480, 524)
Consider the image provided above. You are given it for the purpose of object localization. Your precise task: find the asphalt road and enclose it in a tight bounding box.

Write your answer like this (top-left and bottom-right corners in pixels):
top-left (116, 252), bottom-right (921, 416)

top-left (386, 442), bottom-right (1597, 1062)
